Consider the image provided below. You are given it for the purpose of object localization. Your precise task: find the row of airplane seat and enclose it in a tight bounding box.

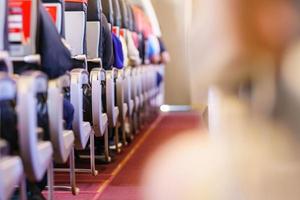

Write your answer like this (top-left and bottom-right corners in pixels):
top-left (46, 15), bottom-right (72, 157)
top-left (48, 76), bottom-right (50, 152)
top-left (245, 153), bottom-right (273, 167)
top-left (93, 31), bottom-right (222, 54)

top-left (0, 0), bottom-right (167, 199)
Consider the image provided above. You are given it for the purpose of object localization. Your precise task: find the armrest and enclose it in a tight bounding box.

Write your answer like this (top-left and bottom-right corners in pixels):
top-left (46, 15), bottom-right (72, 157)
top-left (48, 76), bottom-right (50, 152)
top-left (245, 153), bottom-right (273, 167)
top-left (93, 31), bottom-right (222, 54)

top-left (87, 58), bottom-right (102, 66)
top-left (48, 76), bottom-right (74, 163)
top-left (17, 71), bottom-right (53, 181)
top-left (0, 73), bottom-right (16, 101)
top-left (124, 67), bottom-right (132, 102)
top-left (73, 54), bottom-right (88, 70)
top-left (70, 68), bottom-right (89, 85)
top-left (70, 69), bottom-right (91, 149)
top-left (116, 71), bottom-right (126, 120)
top-left (10, 54), bottom-right (41, 65)
top-left (0, 51), bottom-right (13, 74)
top-left (90, 68), bottom-right (106, 137)
top-left (87, 58), bottom-right (103, 71)
top-left (112, 68), bottom-right (119, 79)
top-left (124, 68), bottom-right (133, 115)
top-left (117, 69), bottom-right (125, 79)
top-left (131, 68), bottom-right (138, 102)
top-left (21, 71), bottom-right (48, 93)
top-left (58, 73), bottom-right (71, 88)
top-left (106, 70), bottom-right (117, 127)
top-left (0, 140), bottom-right (9, 157)
top-left (100, 68), bottom-right (106, 82)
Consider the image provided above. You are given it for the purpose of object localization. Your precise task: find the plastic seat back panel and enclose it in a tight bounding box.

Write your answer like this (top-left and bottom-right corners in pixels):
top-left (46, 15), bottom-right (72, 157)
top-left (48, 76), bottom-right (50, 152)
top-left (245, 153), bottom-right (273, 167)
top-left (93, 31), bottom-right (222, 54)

top-left (65, 11), bottom-right (85, 56)
top-left (8, 0), bottom-right (38, 56)
top-left (43, 3), bottom-right (62, 34)
top-left (86, 21), bottom-right (100, 58)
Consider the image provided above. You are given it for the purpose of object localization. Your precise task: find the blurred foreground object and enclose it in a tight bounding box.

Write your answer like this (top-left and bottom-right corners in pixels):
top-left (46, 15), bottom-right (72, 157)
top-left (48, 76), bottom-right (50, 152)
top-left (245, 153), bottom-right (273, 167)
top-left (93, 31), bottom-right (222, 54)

top-left (143, 93), bottom-right (300, 200)
top-left (191, 0), bottom-right (300, 92)
top-left (143, 0), bottom-right (300, 200)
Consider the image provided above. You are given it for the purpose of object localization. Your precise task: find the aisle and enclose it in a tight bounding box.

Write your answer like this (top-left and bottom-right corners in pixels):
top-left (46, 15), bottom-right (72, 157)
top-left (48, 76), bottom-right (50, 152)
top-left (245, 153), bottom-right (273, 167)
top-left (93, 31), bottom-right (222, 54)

top-left (52, 112), bottom-right (201, 200)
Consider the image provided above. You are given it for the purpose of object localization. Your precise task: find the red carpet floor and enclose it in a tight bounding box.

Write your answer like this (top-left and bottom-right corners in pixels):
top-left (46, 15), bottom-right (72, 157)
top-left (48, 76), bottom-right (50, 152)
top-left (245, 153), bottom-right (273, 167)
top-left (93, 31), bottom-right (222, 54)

top-left (50, 112), bottom-right (202, 200)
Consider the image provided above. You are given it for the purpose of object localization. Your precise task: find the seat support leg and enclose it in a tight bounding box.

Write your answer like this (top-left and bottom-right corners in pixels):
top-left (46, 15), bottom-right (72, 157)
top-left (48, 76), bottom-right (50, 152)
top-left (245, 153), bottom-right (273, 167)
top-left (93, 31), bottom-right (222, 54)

top-left (121, 118), bottom-right (128, 146)
top-left (46, 147), bottom-right (80, 196)
top-left (57, 133), bottom-right (98, 176)
top-left (20, 175), bottom-right (27, 200)
top-left (104, 126), bottom-right (111, 162)
top-left (47, 162), bottom-right (54, 200)
top-left (69, 147), bottom-right (80, 195)
top-left (89, 132), bottom-right (98, 176)
top-left (137, 109), bottom-right (142, 131)
top-left (128, 116), bottom-right (134, 141)
top-left (133, 112), bottom-right (138, 134)
top-left (114, 125), bottom-right (121, 153)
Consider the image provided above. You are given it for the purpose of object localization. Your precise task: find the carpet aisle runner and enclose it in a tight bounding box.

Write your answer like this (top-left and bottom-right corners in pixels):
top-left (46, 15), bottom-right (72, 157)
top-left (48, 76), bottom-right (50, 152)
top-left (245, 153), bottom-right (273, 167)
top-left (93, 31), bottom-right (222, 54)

top-left (50, 112), bottom-right (201, 200)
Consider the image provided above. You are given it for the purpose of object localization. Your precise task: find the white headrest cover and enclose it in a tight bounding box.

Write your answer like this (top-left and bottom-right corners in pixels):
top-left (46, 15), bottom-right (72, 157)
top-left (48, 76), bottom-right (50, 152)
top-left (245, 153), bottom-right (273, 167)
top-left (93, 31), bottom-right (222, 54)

top-left (65, 11), bottom-right (85, 56)
top-left (86, 21), bottom-right (100, 58)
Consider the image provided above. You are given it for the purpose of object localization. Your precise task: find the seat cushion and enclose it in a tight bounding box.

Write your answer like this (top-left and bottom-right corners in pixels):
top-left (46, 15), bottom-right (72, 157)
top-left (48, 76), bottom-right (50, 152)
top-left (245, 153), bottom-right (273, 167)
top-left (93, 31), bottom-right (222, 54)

top-left (63, 130), bottom-right (75, 152)
top-left (129, 99), bottom-right (134, 115)
top-left (0, 156), bottom-right (23, 200)
top-left (35, 141), bottom-right (53, 181)
top-left (101, 113), bottom-right (108, 134)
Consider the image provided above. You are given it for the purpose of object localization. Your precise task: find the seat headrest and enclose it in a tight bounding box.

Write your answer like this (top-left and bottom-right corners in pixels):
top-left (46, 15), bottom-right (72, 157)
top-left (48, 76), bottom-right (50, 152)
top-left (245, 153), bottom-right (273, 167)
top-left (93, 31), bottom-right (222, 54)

top-left (42, 0), bottom-right (64, 3)
top-left (65, 0), bottom-right (87, 3)
top-left (8, 0), bottom-right (39, 56)
top-left (87, 0), bottom-right (102, 21)
top-left (127, 4), bottom-right (135, 32)
top-left (65, 0), bottom-right (87, 11)
top-left (111, 0), bottom-right (121, 27)
top-left (0, 0), bottom-right (8, 51)
top-left (119, 0), bottom-right (128, 29)
top-left (101, 0), bottom-right (114, 25)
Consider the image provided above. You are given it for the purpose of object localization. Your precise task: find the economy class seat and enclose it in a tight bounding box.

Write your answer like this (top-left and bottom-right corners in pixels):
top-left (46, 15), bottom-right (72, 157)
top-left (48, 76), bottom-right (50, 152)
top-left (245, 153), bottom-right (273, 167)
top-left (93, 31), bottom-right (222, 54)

top-left (64, 0), bottom-right (99, 176)
top-left (126, 3), bottom-right (140, 134)
top-left (86, 0), bottom-right (111, 162)
top-left (102, 0), bottom-right (123, 153)
top-left (113, 0), bottom-right (130, 146)
top-left (109, 0), bottom-right (128, 152)
top-left (133, 5), bottom-right (163, 122)
top-left (42, 0), bottom-right (80, 195)
top-left (0, 2), bottom-right (26, 198)
top-left (131, 5), bottom-right (149, 128)
top-left (121, 1), bottom-right (140, 140)
top-left (8, 0), bottom-right (56, 199)
top-left (130, 5), bottom-right (143, 128)
top-left (114, 0), bottom-right (144, 135)
top-left (0, 0), bottom-right (164, 199)
top-left (119, 0), bottom-right (136, 141)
